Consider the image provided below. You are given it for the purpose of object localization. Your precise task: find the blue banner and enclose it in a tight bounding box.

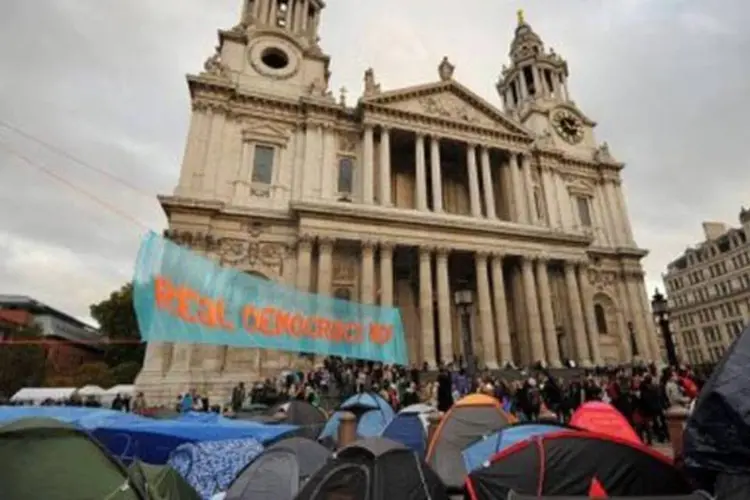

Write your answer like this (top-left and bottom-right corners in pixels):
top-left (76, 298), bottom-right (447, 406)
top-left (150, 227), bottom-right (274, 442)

top-left (132, 231), bottom-right (407, 365)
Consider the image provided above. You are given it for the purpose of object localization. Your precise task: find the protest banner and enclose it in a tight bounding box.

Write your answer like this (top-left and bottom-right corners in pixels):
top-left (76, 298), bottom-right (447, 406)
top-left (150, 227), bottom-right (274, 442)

top-left (132, 231), bottom-right (408, 365)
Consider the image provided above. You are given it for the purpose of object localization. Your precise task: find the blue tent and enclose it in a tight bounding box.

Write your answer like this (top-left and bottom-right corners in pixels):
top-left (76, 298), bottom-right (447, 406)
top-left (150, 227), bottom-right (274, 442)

top-left (0, 406), bottom-right (296, 465)
top-left (319, 392), bottom-right (394, 444)
top-left (168, 438), bottom-right (264, 500)
top-left (381, 403), bottom-right (437, 457)
top-left (462, 423), bottom-right (572, 472)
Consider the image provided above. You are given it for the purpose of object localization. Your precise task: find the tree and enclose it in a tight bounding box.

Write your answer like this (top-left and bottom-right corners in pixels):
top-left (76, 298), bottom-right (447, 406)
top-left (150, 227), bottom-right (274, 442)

top-left (90, 282), bottom-right (145, 381)
top-left (0, 324), bottom-right (46, 399)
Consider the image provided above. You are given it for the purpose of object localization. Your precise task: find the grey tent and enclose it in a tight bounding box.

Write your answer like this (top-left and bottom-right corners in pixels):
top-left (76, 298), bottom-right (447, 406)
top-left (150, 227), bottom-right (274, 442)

top-left (225, 436), bottom-right (331, 500)
top-left (505, 491), bottom-right (714, 500)
top-left (426, 393), bottom-right (513, 491)
top-left (266, 400), bottom-right (328, 440)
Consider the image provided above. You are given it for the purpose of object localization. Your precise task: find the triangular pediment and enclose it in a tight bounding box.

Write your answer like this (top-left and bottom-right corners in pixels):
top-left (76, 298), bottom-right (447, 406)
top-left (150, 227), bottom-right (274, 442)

top-left (241, 121), bottom-right (291, 145)
top-left (362, 80), bottom-right (532, 138)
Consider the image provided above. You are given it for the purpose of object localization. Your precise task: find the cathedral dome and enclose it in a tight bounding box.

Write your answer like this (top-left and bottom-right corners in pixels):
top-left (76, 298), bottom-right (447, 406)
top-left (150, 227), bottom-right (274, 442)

top-left (509, 10), bottom-right (544, 62)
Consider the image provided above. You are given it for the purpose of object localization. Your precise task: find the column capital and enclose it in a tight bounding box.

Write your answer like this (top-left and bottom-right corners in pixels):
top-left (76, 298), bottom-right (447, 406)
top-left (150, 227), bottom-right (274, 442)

top-left (297, 232), bottom-right (315, 248)
top-left (490, 249), bottom-right (506, 259)
top-left (435, 245), bottom-right (450, 258)
top-left (475, 249), bottom-right (490, 260)
top-left (361, 238), bottom-right (377, 251)
top-left (419, 245), bottom-right (434, 258)
top-left (379, 124), bottom-right (391, 133)
top-left (317, 235), bottom-right (335, 251)
top-left (379, 240), bottom-right (395, 252)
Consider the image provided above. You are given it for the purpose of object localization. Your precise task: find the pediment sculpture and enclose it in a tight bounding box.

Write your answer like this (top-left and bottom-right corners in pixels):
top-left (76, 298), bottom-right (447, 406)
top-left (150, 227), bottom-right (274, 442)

top-left (418, 95), bottom-right (480, 124)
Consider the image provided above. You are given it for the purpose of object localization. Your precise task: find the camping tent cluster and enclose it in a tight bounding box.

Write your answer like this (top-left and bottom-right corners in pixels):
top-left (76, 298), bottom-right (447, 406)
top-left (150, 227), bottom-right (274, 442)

top-left (0, 391), bottom-right (714, 499)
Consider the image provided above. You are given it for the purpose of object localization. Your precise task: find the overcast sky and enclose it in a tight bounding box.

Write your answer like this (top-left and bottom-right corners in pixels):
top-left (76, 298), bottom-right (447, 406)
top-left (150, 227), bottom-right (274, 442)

top-left (0, 0), bottom-right (748, 324)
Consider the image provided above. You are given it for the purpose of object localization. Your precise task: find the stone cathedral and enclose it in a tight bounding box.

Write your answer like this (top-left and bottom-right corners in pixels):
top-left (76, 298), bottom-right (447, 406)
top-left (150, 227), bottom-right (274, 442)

top-left (135, 1), bottom-right (660, 402)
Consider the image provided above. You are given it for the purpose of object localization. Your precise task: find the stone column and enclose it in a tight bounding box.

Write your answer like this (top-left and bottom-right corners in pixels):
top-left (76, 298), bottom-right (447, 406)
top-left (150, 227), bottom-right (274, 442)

top-left (490, 252), bottom-right (513, 365)
top-left (419, 247), bottom-right (436, 367)
top-left (578, 265), bottom-right (603, 365)
top-left (430, 136), bottom-right (443, 212)
top-left (466, 144), bottom-right (482, 217)
top-left (605, 181), bottom-right (624, 246)
top-left (415, 133), bottom-right (428, 211)
top-left (564, 261), bottom-right (591, 365)
top-left (637, 280), bottom-right (663, 362)
top-left (509, 153), bottom-right (527, 223)
top-left (300, 0), bottom-right (309, 30)
top-left (536, 258), bottom-right (561, 367)
top-left (362, 125), bottom-right (374, 204)
top-left (176, 105), bottom-right (210, 195)
top-left (541, 167), bottom-right (559, 228)
top-left (594, 183), bottom-right (611, 246)
top-left (475, 251), bottom-right (498, 369)
top-left (521, 154), bottom-right (537, 224)
top-left (269, 0), bottom-right (278, 22)
top-left (379, 127), bottom-right (392, 206)
top-left (202, 107), bottom-right (226, 195)
top-left (360, 240), bottom-right (375, 305)
top-left (317, 236), bottom-right (334, 296)
top-left (614, 181), bottom-right (635, 245)
top-left (624, 273), bottom-right (651, 360)
top-left (435, 247), bottom-right (453, 365)
top-left (379, 242), bottom-right (394, 307)
top-left (479, 147), bottom-right (497, 218)
top-left (295, 234), bottom-right (313, 292)
top-left (521, 257), bottom-right (546, 363)
top-left (519, 69), bottom-right (529, 99)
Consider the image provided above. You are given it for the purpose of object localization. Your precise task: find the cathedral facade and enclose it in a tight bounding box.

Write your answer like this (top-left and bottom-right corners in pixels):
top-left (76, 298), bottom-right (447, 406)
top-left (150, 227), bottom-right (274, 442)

top-left (136, 0), bottom-right (660, 403)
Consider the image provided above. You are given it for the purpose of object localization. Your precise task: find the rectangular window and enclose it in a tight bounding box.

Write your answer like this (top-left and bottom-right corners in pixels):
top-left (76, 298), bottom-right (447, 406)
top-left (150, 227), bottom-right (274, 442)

top-left (576, 196), bottom-right (592, 227)
top-left (251, 145), bottom-right (274, 184)
top-left (337, 156), bottom-right (354, 195)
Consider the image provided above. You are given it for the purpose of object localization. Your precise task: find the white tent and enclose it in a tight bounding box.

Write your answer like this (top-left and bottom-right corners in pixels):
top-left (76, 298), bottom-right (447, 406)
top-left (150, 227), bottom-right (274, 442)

top-left (105, 384), bottom-right (135, 396)
top-left (76, 385), bottom-right (106, 397)
top-left (10, 387), bottom-right (77, 404)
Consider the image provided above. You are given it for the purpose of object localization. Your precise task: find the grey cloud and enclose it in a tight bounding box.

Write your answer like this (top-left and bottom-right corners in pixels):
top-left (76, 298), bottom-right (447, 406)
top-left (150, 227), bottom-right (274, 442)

top-left (1, 0), bottom-right (747, 319)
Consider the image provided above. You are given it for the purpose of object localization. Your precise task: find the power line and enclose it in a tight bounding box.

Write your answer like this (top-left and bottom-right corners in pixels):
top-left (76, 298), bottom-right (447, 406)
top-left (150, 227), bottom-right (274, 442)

top-left (0, 118), bottom-right (154, 198)
top-left (0, 140), bottom-right (152, 231)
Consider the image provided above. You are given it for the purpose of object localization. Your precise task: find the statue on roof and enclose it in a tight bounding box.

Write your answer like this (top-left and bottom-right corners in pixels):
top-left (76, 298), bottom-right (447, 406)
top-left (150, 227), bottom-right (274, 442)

top-left (363, 67), bottom-right (381, 96)
top-left (438, 56), bottom-right (455, 81)
top-left (517, 9), bottom-right (525, 25)
top-left (203, 46), bottom-right (230, 78)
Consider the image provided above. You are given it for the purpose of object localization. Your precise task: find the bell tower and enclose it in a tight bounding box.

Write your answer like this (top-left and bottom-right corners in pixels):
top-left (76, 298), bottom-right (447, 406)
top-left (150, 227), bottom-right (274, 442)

top-left (240, 0), bottom-right (322, 38)
top-left (496, 10), bottom-right (572, 113)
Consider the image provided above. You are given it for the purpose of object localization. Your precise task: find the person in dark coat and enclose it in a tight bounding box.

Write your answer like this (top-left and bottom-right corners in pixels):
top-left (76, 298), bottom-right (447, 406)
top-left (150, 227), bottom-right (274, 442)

top-left (436, 367), bottom-right (454, 412)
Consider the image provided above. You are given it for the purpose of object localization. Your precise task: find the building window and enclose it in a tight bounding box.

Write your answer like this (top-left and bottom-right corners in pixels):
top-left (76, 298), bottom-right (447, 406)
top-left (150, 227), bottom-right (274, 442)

top-left (337, 157), bottom-right (354, 196)
top-left (594, 304), bottom-right (608, 334)
top-left (576, 196), bottom-right (592, 227)
top-left (251, 145), bottom-right (275, 184)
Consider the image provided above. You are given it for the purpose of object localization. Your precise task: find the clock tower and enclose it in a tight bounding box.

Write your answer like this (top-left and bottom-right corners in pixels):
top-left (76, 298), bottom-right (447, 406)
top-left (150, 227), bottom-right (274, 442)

top-left (496, 11), bottom-right (599, 157)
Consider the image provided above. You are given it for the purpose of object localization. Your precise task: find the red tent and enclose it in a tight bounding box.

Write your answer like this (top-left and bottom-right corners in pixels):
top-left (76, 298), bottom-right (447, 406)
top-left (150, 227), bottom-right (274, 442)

top-left (570, 401), bottom-right (641, 445)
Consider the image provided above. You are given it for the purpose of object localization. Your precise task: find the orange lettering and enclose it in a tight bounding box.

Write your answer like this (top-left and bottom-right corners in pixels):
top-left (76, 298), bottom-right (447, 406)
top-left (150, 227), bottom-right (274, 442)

top-left (369, 323), bottom-right (393, 345)
top-left (197, 297), bottom-right (219, 327)
top-left (176, 286), bottom-right (199, 323)
top-left (241, 305), bottom-right (257, 331)
top-left (154, 276), bottom-right (176, 310)
top-left (216, 300), bottom-right (235, 330)
top-left (346, 323), bottom-right (363, 344)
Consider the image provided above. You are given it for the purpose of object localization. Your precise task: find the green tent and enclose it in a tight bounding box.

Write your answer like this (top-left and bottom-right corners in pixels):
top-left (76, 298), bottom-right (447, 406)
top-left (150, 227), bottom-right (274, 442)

top-left (129, 461), bottom-right (201, 500)
top-left (0, 417), bottom-right (146, 500)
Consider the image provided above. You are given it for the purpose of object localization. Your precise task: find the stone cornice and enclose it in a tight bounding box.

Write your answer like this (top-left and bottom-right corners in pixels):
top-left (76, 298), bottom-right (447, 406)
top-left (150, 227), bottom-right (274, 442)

top-left (158, 195), bottom-right (294, 223)
top-left (291, 199), bottom-right (592, 260)
top-left (362, 105), bottom-right (530, 152)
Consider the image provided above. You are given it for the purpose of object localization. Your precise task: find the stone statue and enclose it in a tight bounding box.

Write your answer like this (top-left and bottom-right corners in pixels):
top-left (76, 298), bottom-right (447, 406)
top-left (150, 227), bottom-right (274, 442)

top-left (363, 67), bottom-right (381, 96)
top-left (594, 141), bottom-right (613, 162)
top-left (535, 129), bottom-right (554, 148)
top-left (339, 86), bottom-right (347, 106)
top-left (203, 46), bottom-right (230, 78)
top-left (438, 56), bottom-right (455, 81)
top-left (307, 77), bottom-right (326, 96)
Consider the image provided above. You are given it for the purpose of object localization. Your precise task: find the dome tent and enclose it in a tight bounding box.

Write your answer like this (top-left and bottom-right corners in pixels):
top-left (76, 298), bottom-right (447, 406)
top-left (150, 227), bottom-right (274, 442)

top-left (0, 417), bottom-right (147, 500)
top-left (296, 437), bottom-right (450, 500)
top-left (319, 392), bottom-right (394, 446)
top-left (427, 393), bottom-right (514, 491)
top-left (129, 460), bottom-right (201, 500)
top-left (465, 430), bottom-right (692, 499)
top-left (381, 403), bottom-right (437, 456)
top-left (225, 436), bottom-right (331, 500)
top-left (264, 400), bottom-right (328, 440)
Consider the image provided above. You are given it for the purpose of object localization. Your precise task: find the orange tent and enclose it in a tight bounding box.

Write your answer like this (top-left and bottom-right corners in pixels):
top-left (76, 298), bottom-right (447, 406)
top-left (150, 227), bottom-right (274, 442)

top-left (426, 394), bottom-right (516, 489)
top-left (570, 401), bottom-right (641, 445)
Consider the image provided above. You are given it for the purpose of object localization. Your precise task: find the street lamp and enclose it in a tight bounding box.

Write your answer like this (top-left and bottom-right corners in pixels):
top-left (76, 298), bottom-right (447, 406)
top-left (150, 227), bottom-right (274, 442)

top-left (454, 287), bottom-right (475, 376)
top-left (651, 288), bottom-right (679, 367)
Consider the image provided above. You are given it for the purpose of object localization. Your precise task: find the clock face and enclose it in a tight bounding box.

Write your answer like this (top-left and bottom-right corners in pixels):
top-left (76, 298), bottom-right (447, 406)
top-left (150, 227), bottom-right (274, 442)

top-left (552, 109), bottom-right (584, 144)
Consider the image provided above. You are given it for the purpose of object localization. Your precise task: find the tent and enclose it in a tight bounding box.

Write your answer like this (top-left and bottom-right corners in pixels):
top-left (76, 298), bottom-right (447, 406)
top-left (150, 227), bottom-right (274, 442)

top-left (570, 401), bottom-right (641, 445)
top-left (168, 438), bottom-right (264, 500)
top-left (462, 422), bottom-right (573, 472)
top-left (381, 403), bottom-right (437, 456)
top-left (505, 492), bottom-right (714, 500)
top-left (225, 436), bottom-right (331, 500)
top-left (265, 400), bottom-right (328, 440)
top-left (129, 460), bottom-right (201, 500)
top-left (9, 387), bottom-right (77, 404)
top-left (685, 323), bottom-right (749, 474)
top-left (426, 393), bottom-right (515, 490)
top-left (296, 437), bottom-right (450, 500)
top-left (465, 430), bottom-right (692, 499)
top-left (318, 392), bottom-right (395, 446)
top-left (0, 417), bottom-right (145, 500)
top-left (78, 385), bottom-right (107, 397)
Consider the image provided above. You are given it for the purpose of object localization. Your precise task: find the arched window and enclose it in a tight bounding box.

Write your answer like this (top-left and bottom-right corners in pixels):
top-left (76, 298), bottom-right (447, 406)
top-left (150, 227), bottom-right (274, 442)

top-left (594, 304), bottom-right (608, 335)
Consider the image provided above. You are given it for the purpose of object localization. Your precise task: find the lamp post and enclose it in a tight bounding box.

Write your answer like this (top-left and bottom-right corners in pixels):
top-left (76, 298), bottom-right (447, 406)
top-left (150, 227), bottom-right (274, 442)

top-left (651, 288), bottom-right (679, 367)
top-left (454, 287), bottom-right (475, 377)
